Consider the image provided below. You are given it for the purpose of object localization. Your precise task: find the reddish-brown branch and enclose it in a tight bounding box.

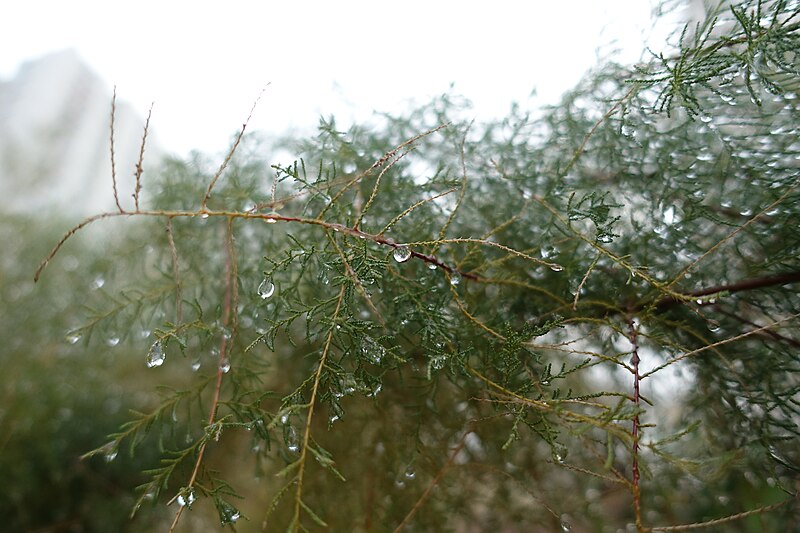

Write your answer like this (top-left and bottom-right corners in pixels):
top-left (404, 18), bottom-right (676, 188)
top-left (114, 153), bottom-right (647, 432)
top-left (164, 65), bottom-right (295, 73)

top-left (627, 317), bottom-right (643, 532)
top-left (646, 271), bottom-right (800, 312)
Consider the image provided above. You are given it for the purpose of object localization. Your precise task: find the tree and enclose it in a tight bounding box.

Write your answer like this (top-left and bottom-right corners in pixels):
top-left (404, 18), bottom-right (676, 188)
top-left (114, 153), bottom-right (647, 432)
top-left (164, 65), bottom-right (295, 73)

top-left (24, 0), bottom-right (800, 530)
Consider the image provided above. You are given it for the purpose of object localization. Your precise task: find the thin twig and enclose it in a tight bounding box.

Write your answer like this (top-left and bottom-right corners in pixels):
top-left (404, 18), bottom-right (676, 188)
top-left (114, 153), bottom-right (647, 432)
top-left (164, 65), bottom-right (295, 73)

top-left (562, 85), bottom-right (638, 177)
top-left (394, 425), bottom-right (474, 532)
top-left (574, 252), bottom-right (601, 310)
top-left (201, 87), bottom-right (267, 210)
top-left (647, 270), bottom-right (800, 312)
top-left (641, 312), bottom-right (800, 378)
top-left (133, 102), bottom-right (154, 212)
top-left (317, 123), bottom-right (449, 221)
top-left (649, 496), bottom-right (797, 530)
top-left (109, 87), bottom-right (123, 213)
top-left (666, 180), bottom-right (800, 291)
top-left (291, 285), bottom-right (346, 531)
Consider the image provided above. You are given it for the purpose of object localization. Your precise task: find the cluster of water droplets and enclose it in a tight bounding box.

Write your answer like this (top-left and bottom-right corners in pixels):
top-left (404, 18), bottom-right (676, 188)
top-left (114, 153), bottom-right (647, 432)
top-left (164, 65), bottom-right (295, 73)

top-left (176, 487), bottom-right (196, 508)
top-left (361, 336), bottom-right (386, 364)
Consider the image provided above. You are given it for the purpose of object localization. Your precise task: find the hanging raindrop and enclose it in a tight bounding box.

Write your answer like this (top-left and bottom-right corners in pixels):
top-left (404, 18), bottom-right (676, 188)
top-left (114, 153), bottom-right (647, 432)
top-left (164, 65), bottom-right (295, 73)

top-left (146, 340), bottom-right (166, 368)
top-left (393, 245), bottom-right (412, 263)
top-left (103, 442), bottom-right (118, 462)
top-left (285, 425), bottom-right (299, 452)
top-left (449, 272), bottom-right (462, 286)
top-left (65, 330), bottom-right (82, 344)
top-left (219, 357), bottom-right (231, 373)
top-left (257, 277), bottom-right (275, 299)
top-left (552, 442), bottom-right (568, 463)
top-left (218, 500), bottom-right (241, 524)
top-left (549, 264), bottom-right (564, 272)
top-left (191, 358), bottom-right (201, 372)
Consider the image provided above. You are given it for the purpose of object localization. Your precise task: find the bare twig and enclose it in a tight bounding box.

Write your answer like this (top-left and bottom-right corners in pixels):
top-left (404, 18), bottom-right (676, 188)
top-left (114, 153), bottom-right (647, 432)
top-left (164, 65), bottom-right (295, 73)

top-left (394, 425), bottom-right (474, 532)
top-left (109, 87), bottom-right (123, 213)
top-left (201, 87), bottom-right (267, 210)
top-left (133, 102), bottom-right (154, 212)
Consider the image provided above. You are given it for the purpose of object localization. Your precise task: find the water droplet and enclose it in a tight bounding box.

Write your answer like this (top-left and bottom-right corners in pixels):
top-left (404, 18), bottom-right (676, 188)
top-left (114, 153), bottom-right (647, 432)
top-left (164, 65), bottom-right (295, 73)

top-left (146, 340), bottom-right (166, 368)
top-left (561, 519), bottom-right (572, 531)
top-left (280, 413), bottom-right (290, 424)
top-left (191, 358), bottom-right (201, 372)
top-left (552, 443), bottom-right (568, 463)
top-left (257, 277), bottom-right (275, 299)
top-left (106, 334), bottom-right (120, 347)
top-left (218, 500), bottom-right (240, 524)
top-left (404, 466), bottom-right (416, 479)
top-left (427, 263), bottom-right (437, 270)
top-left (285, 425), bottom-right (299, 452)
top-left (103, 442), bottom-right (118, 462)
top-left (328, 414), bottom-right (340, 424)
top-left (393, 245), bottom-right (412, 263)
top-left (65, 330), bottom-right (82, 344)
top-left (177, 488), bottom-right (196, 508)
top-left (265, 210), bottom-right (279, 224)
top-left (549, 264), bottom-right (564, 272)
top-left (449, 272), bottom-right (461, 286)
top-left (219, 357), bottom-right (231, 373)
top-left (200, 212), bottom-right (209, 219)
top-left (91, 276), bottom-right (105, 289)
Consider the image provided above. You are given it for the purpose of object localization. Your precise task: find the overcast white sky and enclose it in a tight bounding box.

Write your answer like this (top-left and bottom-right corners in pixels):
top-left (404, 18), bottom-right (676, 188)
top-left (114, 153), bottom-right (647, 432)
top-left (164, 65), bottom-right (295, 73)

top-left (2, 1), bottom-right (674, 156)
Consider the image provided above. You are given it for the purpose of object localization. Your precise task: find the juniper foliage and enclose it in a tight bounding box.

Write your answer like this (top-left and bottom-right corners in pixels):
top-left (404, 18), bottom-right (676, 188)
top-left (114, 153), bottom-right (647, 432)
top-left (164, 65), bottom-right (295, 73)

top-left (21, 0), bottom-right (800, 531)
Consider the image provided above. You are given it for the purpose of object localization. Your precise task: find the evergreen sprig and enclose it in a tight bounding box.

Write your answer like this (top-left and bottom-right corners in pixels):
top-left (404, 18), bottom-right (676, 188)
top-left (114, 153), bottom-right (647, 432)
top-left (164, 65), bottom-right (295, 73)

top-left (26, 1), bottom-right (800, 530)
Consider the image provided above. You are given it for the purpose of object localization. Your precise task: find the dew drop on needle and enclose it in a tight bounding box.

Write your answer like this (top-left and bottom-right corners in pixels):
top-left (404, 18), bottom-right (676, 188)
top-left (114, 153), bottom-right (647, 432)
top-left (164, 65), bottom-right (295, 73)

top-left (257, 277), bottom-right (275, 299)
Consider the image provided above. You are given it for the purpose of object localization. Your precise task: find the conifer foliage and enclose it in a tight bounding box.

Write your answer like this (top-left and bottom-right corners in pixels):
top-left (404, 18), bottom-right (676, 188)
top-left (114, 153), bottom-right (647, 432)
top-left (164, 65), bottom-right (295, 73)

top-left (28, 0), bottom-right (800, 530)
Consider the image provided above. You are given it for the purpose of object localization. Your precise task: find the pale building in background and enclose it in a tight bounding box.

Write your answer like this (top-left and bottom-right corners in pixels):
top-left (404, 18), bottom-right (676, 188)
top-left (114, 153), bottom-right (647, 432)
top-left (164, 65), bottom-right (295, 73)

top-left (0, 49), bottom-right (160, 216)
